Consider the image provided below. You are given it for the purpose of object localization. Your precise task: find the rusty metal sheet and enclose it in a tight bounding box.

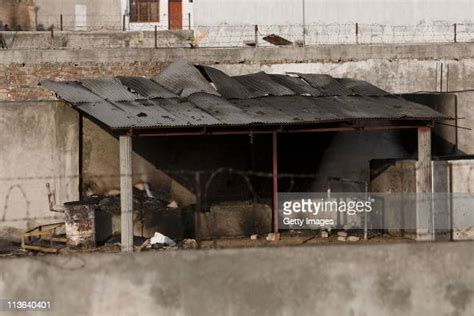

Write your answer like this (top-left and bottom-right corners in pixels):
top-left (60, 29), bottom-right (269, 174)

top-left (75, 101), bottom-right (137, 128)
top-left (201, 66), bottom-right (254, 99)
top-left (296, 73), bottom-right (352, 96)
top-left (369, 96), bottom-right (447, 119)
top-left (337, 78), bottom-right (389, 96)
top-left (118, 77), bottom-right (178, 99)
top-left (157, 98), bottom-right (223, 126)
top-left (153, 60), bottom-right (220, 97)
top-left (230, 98), bottom-right (295, 123)
top-left (42, 62), bottom-right (450, 131)
top-left (81, 77), bottom-right (141, 102)
top-left (188, 93), bottom-right (260, 124)
top-left (269, 75), bottom-right (322, 96)
top-left (233, 72), bottom-right (295, 97)
top-left (263, 34), bottom-right (293, 46)
top-left (41, 80), bottom-right (104, 104)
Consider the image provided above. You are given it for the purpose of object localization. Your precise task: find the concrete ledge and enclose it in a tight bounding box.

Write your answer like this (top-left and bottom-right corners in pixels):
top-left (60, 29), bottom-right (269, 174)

top-left (1, 43), bottom-right (474, 65)
top-left (0, 242), bottom-right (472, 315)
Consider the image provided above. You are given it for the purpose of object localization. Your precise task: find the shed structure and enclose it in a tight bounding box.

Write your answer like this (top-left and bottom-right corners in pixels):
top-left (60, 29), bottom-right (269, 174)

top-left (42, 61), bottom-right (449, 251)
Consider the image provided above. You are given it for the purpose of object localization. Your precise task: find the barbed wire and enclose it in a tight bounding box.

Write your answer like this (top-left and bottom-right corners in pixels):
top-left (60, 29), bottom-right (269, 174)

top-left (2, 19), bottom-right (474, 49)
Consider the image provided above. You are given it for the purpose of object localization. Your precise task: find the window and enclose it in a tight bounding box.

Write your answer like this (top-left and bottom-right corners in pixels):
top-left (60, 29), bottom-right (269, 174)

top-left (130, 0), bottom-right (160, 22)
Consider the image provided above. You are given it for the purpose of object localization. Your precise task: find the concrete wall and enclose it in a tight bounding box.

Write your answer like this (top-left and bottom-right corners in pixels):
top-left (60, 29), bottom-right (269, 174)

top-left (0, 30), bottom-right (192, 49)
top-left (83, 118), bottom-right (195, 207)
top-left (194, 0), bottom-right (474, 26)
top-left (35, 0), bottom-right (123, 31)
top-left (0, 242), bottom-right (472, 315)
top-left (0, 0), bottom-right (36, 31)
top-left (371, 159), bottom-right (474, 240)
top-left (1, 43), bottom-right (474, 100)
top-left (193, 0), bottom-right (474, 46)
top-left (0, 101), bottom-right (79, 233)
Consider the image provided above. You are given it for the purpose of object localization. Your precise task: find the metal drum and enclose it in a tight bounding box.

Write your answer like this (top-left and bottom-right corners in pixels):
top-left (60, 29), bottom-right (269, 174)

top-left (64, 201), bottom-right (96, 249)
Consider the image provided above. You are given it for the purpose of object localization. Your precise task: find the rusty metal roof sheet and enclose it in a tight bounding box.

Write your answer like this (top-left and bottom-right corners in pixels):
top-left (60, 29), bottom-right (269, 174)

top-left (41, 80), bottom-right (104, 104)
top-left (81, 77), bottom-right (141, 102)
top-left (296, 73), bottom-right (353, 96)
top-left (337, 78), bottom-right (389, 96)
top-left (118, 77), bottom-right (178, 99)
top-left (269, 74), bottom-right (322, 96)
top-left (187, 93), bottom-right (257, 124)
top-left (153, 60), bottom-right (220, 97)
top-left (233, 72), bottom-right (295, 97)
top-left (41, 62), bottom-right (449, 131)
top-left (200, 66), bottom-right (254, 99)
top-left (263, 34), bottom-right (293, 46)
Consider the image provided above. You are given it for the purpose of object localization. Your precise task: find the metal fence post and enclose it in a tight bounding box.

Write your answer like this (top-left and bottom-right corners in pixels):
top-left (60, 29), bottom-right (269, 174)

top-left (50, 25), bottom-right (54, 39)
top-left (188, 13), bottom-right (191, 30)
top-left (255, 25), bottom-right (259, 47)
top-left (356, 22), bottom-right (359, 44)
top-left (60, 14), bottom-right (63, 31)
top-left (154, 25), bottom-right (158, 49)
top-left (123, 14), bottom-right (126, 31)
top-left (454, 23), bottom-right (457, 43)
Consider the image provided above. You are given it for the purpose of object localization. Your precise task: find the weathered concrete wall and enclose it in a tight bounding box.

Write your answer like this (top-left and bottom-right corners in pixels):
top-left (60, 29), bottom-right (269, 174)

top-left (0, 101), bottom-right (79, 232)
top-left (83, 118), bottom-right (195, 207)
top-left (0, 43), bottom-right (473, 102)
top-left (0, 0), bottom-right (36, 31)
top-left (193, 0), bottom-right (474, 46)
top-left (35, 0), bottom-right (122, 31)
top-left (449, 160), bottom-right (474, 240)
top-left (371, 159), bottom-right (474, 240)
top-left (0, 30), bottom-right (192, 49)
top-left (194, 0), bottom-right (474, 26)
top-left (0, 242), bottom-right (472, 315)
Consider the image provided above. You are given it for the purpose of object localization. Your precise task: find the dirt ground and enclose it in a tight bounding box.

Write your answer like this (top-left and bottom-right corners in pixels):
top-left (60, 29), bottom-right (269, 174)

top-left (0, 230), bottom-right (415, 258)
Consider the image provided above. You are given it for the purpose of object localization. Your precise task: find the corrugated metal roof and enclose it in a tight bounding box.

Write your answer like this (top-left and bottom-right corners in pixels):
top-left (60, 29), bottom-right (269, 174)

top-left (188, 93), bottom-right (257, 124)
top-left (153, 60), bottom-right (220, 97)
top-left (233, 72), bottom-right (295, 97)
top-left (201, 66), bottom-right (254, 99)
top-left (118, 77), bottom-right (178, 99)
top-left (41, 80), bottom-right (104, 104)
top-left (296, 73), bottom-right (353, 96)
top-left (269, 74), bottom-right (322, 96)
top-left (337, 78), bottom-right (389, 96)
top-left (41, 62), bottom-right (449, 131)
top-left (81, 77), bottom-right (141, 102)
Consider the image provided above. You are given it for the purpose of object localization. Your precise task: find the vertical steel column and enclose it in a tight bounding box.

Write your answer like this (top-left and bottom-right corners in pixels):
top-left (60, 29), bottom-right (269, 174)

top-left (272, 132), bottom-right (280, 239)
top-left (416, 127), bottom-right (434, 241)
top-left (120, 135), bottom-right (133, 252)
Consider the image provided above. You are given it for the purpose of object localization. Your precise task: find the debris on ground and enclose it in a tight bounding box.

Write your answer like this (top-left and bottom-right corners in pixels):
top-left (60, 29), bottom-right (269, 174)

top-left (250, 234), bottom-right (258, 240)
top-left (181, 239), bottom-right (198, 249)
top-left (321, 230), bottom-right (329, 238)
top-left (167, 201), bottom-right (179, 209)
top-left (337, 236), bottom-right (347, 242)
top-left (337, 231), bottom-right (348, 237)
top-left (347, 236), bottom-right (361, 242)
top-left (266, 233), bottom-right (279, 241)
top-left (150, 232), bottom-right (176, 247)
